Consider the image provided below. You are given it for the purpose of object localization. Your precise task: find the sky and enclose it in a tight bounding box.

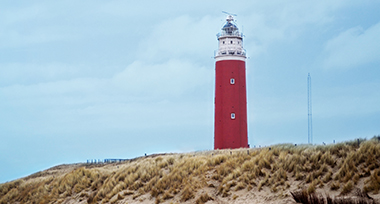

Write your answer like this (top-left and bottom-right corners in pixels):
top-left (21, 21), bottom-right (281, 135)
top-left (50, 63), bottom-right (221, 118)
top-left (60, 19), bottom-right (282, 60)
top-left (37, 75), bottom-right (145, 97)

top-left (1, 1), bottom-right (380, 183)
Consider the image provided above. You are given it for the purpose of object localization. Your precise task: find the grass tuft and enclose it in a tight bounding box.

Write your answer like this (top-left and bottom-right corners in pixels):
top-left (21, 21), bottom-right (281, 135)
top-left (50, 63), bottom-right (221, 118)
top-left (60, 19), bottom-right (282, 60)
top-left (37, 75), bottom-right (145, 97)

top-left (341, 180), bottom-right (354, 195)
top-left (330, 181), bottom-right (340, 191)
top-left (195, 192), bottom-right (214, 204)
top-left (180, 186), bottom-right (194, 202)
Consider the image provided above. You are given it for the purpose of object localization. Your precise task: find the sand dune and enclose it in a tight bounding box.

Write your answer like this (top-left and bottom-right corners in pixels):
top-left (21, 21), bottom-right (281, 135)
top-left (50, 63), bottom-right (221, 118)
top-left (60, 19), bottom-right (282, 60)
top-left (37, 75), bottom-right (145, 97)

top-left (1, 138), bottom-right (380, 204)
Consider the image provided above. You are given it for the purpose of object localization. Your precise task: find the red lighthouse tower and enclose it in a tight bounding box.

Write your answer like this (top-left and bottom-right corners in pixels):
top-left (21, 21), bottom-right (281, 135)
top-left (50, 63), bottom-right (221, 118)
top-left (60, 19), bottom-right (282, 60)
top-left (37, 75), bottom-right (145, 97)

top-left (214, 15), bottom-right (248, 149)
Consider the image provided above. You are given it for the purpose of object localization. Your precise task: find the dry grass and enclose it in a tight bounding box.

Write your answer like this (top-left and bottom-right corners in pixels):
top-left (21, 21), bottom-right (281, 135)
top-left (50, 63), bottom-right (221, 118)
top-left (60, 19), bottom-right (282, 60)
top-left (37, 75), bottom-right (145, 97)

top-left (331, 181), bottom-right (341, 191)
top-left (364, 169), bottom-right (380, 193)
top-left (341, 180), bottom-right (354, 195)
top-left (1, 137), bottom-right (380, 203)
top-left (291, 188), bottom-right (378, 204)
top-left (195, 192), bottom-right (214, 204)
top-left (180, 185), bottom-right (195, 202)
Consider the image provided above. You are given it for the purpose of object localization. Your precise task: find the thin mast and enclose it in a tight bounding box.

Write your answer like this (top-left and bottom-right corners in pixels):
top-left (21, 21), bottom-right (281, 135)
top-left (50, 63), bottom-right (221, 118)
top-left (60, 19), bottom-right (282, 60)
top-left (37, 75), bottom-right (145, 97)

top-left (307, 73), bottom-right (313, 144)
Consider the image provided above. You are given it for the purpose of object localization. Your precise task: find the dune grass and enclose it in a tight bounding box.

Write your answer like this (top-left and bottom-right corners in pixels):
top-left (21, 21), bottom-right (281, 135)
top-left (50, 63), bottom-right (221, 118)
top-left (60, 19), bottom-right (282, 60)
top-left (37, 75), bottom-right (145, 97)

top-left (291, 188), bottom-right (378, 204)
top-left (1, 137), bottom-right (380, 203)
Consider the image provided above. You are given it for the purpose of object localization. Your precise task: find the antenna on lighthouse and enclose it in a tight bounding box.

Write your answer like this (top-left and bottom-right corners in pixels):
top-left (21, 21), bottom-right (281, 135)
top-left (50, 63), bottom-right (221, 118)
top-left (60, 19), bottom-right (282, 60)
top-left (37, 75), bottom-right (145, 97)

top-left (307, 73), bottom-right (313, 144)
top-left (222, 11), bottom-right (237, 23)
top-left (222, 11), bottom-right (237, 16)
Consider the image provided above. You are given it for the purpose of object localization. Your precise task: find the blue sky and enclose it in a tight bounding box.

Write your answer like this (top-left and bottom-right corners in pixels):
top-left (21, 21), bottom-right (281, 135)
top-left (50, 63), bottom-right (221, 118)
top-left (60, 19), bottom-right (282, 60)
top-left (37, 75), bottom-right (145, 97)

top-left (1, 1), bottom-right (380, 183)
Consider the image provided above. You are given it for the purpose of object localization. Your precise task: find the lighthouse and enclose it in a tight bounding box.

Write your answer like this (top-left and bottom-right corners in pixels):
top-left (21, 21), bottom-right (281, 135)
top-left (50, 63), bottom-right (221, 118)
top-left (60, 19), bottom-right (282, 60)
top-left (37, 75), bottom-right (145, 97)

top-left (214, 14), bottom-right (248, 149)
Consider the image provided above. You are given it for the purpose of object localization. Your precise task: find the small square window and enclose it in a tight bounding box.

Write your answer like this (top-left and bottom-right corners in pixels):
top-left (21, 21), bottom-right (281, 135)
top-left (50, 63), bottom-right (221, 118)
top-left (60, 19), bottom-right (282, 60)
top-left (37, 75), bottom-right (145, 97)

top-left (230, 78), bottom-right (235, 84)
top-left (231, 113), bottom-right (235, 119)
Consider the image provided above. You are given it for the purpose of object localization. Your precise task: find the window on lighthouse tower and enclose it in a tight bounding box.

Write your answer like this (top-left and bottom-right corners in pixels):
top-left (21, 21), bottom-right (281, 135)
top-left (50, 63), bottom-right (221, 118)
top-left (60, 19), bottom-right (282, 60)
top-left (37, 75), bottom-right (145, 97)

top-left (231, 113), bottom-right (236, 119)
top-left (230, 78), bottom-right (235, 84)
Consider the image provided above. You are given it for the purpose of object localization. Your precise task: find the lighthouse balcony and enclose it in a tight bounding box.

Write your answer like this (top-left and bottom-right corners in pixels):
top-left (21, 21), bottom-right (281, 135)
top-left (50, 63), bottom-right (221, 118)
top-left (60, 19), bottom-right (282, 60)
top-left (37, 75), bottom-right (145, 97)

top-left (217, 32), bottom-right (243, 39)
top-left (215, 49), bottom-right (246, 57)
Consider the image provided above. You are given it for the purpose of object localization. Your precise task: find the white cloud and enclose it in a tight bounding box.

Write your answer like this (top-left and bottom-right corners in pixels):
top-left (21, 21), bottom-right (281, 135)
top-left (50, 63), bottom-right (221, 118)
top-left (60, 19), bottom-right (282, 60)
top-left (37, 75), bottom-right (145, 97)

top-left (0, 63), bottom-right (93, 86)
top-left (323, 22), bottom-right (380, 69)
top-left (0, 3), bottom-right (77, 48)
top-left (313, 82), bottom-right (380, 118)
top-left (112, 60), bottom-right (212, 97)
top-left (0, 4), bottom-right (45, 25)
top-left (137, 15), bottom-right (219, 61)
top-left (242, 1), bottom-right (343, 56)
top-left (1, 59), bottom-right (212, 102)
top-left (0, 59), bottom-right (213, 130)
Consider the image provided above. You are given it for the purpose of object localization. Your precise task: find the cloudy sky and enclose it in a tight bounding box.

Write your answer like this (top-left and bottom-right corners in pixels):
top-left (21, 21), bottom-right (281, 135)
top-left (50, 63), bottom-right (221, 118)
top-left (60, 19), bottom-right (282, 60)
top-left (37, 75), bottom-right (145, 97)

top-left (1, 1), bottom-right (380, 183)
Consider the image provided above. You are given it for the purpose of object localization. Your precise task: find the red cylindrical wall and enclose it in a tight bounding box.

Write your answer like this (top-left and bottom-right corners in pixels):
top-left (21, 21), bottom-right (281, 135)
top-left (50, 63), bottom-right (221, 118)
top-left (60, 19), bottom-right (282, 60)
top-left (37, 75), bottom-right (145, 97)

top-left (214, 59), bottom-right (248, 149)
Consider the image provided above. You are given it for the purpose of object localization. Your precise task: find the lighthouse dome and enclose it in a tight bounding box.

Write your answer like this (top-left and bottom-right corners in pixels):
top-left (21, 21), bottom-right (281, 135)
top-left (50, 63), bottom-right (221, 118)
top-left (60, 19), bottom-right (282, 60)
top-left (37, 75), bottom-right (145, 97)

top-left (222, 22), bottom-right (238, 34)
top-left (219, 15), bottom-right (241, 37)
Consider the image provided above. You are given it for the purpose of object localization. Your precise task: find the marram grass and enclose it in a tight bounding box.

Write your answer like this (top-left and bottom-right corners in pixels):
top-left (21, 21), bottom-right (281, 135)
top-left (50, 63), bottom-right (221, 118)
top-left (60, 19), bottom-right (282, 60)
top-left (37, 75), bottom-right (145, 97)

top-left (1, 137), bottom-right (380, 203)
